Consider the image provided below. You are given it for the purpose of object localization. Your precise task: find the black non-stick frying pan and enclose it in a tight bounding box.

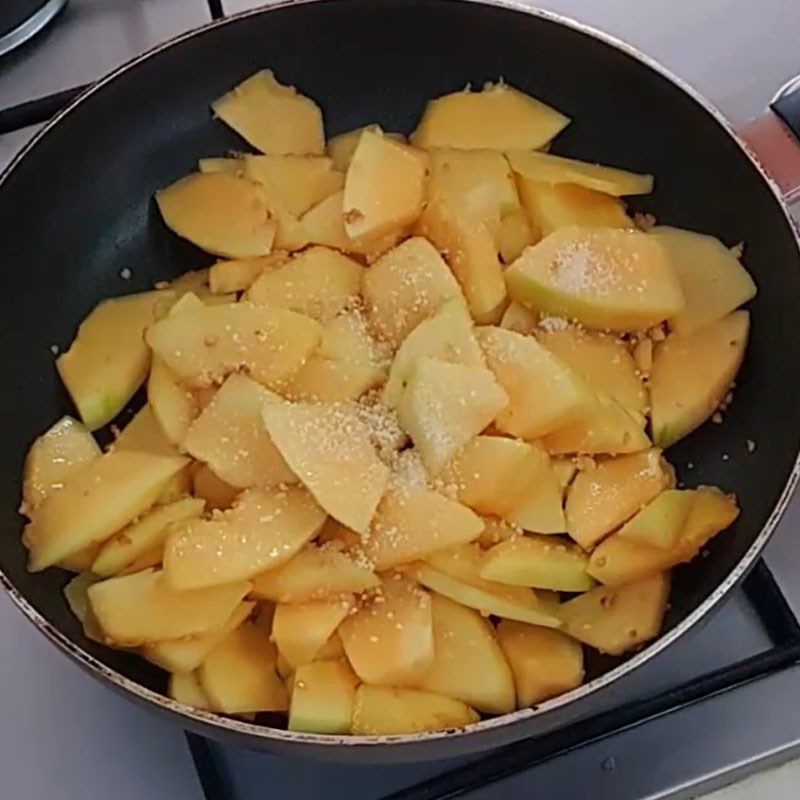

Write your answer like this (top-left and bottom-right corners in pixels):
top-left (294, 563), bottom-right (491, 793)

top-left (1, 0), bottom-right (800, 764)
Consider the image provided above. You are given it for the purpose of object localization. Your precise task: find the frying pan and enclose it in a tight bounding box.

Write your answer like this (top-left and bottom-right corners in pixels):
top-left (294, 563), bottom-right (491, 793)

top-left (1, 0), bottom-right (800, 764)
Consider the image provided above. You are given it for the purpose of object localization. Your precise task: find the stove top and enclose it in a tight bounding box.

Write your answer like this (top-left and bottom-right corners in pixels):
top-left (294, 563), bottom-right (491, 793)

top-left (1, 2), bottom-right (800, 799)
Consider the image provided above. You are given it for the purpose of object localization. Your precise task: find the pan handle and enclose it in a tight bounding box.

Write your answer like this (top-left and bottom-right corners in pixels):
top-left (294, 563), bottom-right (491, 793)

top-left (740, 75), bottom-right (800, 206)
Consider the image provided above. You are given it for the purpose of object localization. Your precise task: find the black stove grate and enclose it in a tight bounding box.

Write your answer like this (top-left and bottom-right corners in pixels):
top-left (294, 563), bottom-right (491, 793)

top-left (0, 83), bottom-right (88, 134)
top-left (2, 2), bottom-right (800, 798)
top-left (207, 0), bottom-right (226, 21)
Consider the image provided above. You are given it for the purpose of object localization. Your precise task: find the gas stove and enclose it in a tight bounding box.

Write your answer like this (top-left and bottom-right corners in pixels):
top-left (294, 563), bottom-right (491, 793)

top-left (2, 2), bottom-right (800, 799)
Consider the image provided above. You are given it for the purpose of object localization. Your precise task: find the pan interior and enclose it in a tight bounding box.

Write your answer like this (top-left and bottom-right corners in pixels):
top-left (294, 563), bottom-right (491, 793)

top-left (1, 0), bottom-right (798, 748)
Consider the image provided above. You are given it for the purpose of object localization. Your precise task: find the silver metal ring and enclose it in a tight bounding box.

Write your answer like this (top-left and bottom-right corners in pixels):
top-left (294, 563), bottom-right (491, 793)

top-left (0, 0), bottom-right (67, 58)
top-left (772, 74), bottom-right (800, 105)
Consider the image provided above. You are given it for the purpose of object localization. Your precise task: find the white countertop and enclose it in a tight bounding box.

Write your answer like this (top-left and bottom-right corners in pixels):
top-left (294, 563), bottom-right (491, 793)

top-left (1, 1), bottom-right (799, 798)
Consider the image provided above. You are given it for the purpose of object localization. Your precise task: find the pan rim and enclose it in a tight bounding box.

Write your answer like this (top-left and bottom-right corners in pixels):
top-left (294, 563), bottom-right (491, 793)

top-left (1, 0), bottom-right (799, 751)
